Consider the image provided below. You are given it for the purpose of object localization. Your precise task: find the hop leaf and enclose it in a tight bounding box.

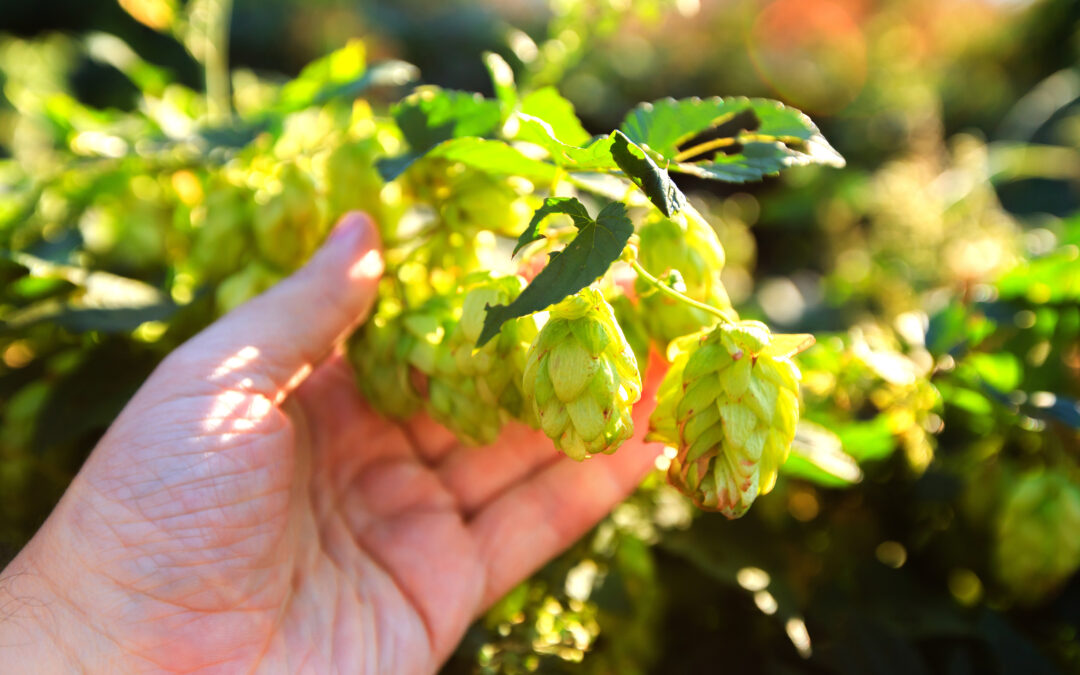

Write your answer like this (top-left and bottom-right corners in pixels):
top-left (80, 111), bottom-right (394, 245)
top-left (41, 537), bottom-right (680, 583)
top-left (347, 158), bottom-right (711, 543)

top-left (648, 321), bottom-right (805, 518)
top-left (523, 288), bottom-right (641, 460)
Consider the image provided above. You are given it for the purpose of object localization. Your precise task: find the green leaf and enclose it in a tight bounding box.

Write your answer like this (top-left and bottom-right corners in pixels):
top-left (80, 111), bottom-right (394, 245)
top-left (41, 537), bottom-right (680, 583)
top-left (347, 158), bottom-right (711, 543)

top-left (514, 113), bottom-right (618, 171)
top-left (378, 86), bottom-right (504, 179)
top-left (512, 196), bottom-right (593, 257)
top-left (783, 420), bottom-right (863, 487)
top-left (609, 130), bottom-right (686, 217)
top-left (483, 51), bottom-right (517, 115)
top-left (407, 137), bottom-right (559, 183)
top-left (278, 40), bottom-right (366, 111)
top-left (478, 201), bottom-right (633, 346)
top-left (519, 87), bottom-right (591, 146)
top-left (968, 352), bottom-right (1022, 392)
top-left (619, 97), bottom-right (845, 183)
top-left (395, 86), bottom-right (503, 153)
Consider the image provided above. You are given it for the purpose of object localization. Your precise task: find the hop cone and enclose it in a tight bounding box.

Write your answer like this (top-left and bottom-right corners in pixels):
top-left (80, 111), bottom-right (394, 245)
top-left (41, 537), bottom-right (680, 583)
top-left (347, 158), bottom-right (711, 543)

top-left (215, 261), bottom-right (283, 314)
top-left (635, 207), bottom-right (730, 346)
top-left (190, 182), bottom-right (252, 281)
top-left (523, 288), bottom-right (641, 461)
top-left (994, 471), bottom-right (1080, 603)
top-left (253, 162), bottom-right (325, 271)
top-left (422, 275), bottom-right (540, 444)
top-left (648, 321), bottom-right (801, 518)
top-left (347, 298), bottom-right (424, 420)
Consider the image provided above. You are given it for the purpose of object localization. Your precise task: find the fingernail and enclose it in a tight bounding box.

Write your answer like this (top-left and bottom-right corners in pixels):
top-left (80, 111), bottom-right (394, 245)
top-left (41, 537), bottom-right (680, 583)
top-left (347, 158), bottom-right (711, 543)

top-left (327, 211), bottom-right (374, 247)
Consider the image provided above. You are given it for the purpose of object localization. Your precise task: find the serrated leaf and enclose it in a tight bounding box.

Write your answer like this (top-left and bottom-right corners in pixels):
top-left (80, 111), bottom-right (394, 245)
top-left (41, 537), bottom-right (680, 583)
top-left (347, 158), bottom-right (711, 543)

top-left (763, 333), bottom-right (815, 359)
top-left (512, 196), bottom-right (593, 257)
top-left (393, 137), bottom-right (558, 183)
top-left (483, 51), bottom-right (517, 115)
top-left (519, 87), bottom-right (591, 146)
top-left (620, 97), bottom-right (845, 183)
top-left (478, 201), bottom-right (633, 346)
top-left (610, 130), bottom-right (685, 217)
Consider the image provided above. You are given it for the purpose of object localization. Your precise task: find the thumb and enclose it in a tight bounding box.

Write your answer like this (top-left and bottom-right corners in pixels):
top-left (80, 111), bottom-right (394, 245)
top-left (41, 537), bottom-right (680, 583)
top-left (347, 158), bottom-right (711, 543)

top-left (160, 211), bottom-right (383, 403)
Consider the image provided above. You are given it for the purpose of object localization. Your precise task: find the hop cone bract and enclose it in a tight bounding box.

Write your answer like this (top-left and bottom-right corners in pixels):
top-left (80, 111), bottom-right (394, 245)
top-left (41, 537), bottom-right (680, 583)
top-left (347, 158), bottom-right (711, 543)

top-left (523, 288), bottom-right (641, 461)
top-left (347, 297), bottom-right (424, 420)
top-left (648, 321), bottom-right (800, 518)
top-left (994, 471), bottom-right (1080, 603)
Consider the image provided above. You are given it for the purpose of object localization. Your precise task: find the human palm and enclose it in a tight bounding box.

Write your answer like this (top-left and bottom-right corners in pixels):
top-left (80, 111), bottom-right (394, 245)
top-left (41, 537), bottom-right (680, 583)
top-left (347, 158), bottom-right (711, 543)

top-left (0, 214), bottom-right (662, 674)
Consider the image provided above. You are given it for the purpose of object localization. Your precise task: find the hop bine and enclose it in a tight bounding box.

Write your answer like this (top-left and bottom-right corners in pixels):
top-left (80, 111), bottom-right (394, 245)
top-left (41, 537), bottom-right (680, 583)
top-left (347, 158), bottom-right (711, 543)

top-left (523, 288), bottom-right (642, 461)
top-left (648, 321), bottom-right (811, 518)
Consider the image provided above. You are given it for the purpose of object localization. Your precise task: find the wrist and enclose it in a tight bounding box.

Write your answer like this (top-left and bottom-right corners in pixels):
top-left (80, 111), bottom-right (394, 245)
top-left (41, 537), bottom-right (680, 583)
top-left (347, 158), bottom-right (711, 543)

top-left (0, 528), bottom-right (126, 671)
top-left (0, 550), bottom-right (80, 670)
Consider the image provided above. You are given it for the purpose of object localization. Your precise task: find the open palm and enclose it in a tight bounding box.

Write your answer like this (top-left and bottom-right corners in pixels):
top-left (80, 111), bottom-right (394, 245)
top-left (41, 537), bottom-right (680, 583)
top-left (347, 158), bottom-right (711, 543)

top-left (0, 214), bottom-right (663, 674)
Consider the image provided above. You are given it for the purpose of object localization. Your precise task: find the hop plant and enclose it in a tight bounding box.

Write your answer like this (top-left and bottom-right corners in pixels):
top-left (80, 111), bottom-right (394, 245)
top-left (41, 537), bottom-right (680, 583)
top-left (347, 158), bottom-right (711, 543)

top-left (994, 471), bottom-right (1080, 604)
top-left (523, 288), bottom-right (641, 461)
top-left (635, 207), bottom-right (731, 346)
top-left (648, 321), bottom-right (806, 518)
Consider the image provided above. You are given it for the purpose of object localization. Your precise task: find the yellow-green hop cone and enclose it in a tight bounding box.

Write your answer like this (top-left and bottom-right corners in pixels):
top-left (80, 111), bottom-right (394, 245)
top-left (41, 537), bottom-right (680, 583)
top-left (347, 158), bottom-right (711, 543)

top-left (635, 207), bottom-right (731, 346)
top-left (421, 275), bottom-right (540, 444)
top-left (648, 321), bottom-right (805, 518)
top-left (347, 302), bottom-right (424, 420)
top-left (994, 471), bottom-right (1080, 604)
top-left (523, 288), bottom-right (641, 461)
top-left (215, 260), bottom-right (283, 314)
top-left (253, 162), bottom-right (326, 271)
top-left (190, 182), bottom-right (253, 281)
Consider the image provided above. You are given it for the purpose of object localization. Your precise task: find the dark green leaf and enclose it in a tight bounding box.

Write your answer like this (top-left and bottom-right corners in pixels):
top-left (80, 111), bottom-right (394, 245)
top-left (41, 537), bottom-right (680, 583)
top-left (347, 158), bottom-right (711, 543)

top-left (620, 97), bottom-right (844, 183)
top-left (478, 201), bottom-right (633, 346)
top-left (610, 130), bottom-right (686, 217)
top-left (512, 196), bottom-right (593, 257)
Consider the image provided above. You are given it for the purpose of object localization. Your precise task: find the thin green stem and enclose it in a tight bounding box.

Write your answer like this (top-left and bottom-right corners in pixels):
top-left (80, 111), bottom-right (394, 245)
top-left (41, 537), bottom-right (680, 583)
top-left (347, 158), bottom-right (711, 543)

top-left (204, 0), bottom-right (233, 125)
top-left (630, 260), bottom-right (735, 325)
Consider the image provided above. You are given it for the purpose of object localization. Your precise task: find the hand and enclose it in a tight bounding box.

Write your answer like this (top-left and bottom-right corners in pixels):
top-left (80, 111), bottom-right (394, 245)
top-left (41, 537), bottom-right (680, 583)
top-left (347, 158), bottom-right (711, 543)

top-left (0, 213), bottom-right (664, 674)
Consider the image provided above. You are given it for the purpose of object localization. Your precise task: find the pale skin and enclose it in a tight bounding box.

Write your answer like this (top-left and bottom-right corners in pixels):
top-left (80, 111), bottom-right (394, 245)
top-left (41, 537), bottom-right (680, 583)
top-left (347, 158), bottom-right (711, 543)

top-left (0, 212), bottom-right (665, 674)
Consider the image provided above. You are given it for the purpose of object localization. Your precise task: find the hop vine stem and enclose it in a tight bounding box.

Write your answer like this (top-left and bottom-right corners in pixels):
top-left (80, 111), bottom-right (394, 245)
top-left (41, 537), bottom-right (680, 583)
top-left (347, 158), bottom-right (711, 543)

top-left (629, 259), bottom-right (735, 325)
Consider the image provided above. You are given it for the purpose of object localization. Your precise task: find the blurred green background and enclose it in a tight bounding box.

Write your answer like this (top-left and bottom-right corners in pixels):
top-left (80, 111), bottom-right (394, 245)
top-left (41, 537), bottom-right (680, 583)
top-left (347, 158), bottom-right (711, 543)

top-left (3, 0), bottom-right (1080, 673)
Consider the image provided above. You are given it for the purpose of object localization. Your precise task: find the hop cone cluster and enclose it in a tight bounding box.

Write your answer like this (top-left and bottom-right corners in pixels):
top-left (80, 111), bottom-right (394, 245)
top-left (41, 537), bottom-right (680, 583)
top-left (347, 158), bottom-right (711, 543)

top-left (419, 275), bottom-right (539, 444)
top-left (635, 207), bottom-right (730, 346)
top-left (648, 321), bottom-right (801, 518)
top-left (347, 295), bottom-right (424, 421)
top-left (994, 471), bottom-right (1080, 603)
top-left (348, 274), bottom-right (538, 444)
top-left (523, 288), bottom-right (641, 461)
